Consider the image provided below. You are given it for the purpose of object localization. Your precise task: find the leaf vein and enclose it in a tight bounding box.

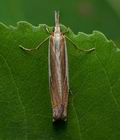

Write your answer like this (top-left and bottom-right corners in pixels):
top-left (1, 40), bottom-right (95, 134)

top-left (0, 54), bottom-right (28, 140)
top-left (72, 97), bottom-right (83, 140)
top-left (95, 53), bottom-right (120, 110)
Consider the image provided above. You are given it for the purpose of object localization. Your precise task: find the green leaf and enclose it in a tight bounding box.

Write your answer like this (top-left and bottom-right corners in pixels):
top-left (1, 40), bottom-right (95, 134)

top-left (0, 21), bottom-right (120, 140)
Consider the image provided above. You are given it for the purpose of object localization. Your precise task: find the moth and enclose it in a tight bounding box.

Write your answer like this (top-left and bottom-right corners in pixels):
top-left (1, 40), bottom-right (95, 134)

top-left (19, 11), bottom-right (95, 122)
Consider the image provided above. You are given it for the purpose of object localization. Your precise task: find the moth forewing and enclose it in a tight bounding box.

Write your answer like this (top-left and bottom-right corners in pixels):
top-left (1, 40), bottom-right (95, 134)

top-left (60, 34), bottom-right (69, 119)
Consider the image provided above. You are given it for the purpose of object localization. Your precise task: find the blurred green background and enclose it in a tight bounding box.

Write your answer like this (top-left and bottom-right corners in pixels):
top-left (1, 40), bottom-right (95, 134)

top-left (0, 0), bottom-right (120, 45)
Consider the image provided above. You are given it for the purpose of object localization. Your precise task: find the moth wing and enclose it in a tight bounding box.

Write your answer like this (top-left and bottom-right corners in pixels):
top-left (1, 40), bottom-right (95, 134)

top-left (60, 36), bottom-right (69, 118)
top-left (48, 36), bottom-right (63, 120)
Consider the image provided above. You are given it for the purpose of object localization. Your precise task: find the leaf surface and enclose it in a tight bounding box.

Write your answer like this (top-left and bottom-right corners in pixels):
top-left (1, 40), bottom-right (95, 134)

top-left (0, 22), bottom-right (120, 140)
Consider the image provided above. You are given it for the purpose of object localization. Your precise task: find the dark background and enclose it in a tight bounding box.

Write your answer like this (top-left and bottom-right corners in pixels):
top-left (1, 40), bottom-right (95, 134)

top-left (0, 0), bottom-right (120, 45)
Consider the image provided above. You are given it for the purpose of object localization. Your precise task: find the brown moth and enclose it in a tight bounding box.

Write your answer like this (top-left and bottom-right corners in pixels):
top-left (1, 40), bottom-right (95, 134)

top-left (19, 11), bottom-right (95, 122)
top-left (48, 11), bottom-right (69, 121)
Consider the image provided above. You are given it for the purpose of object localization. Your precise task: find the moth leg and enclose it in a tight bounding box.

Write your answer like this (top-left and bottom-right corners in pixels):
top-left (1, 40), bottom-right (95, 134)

top-left (44, 25), bottom-right (51, 34)
top-left (19, 36), bottom-right (49, 51)
top-left (69, 88), bottom-right (73, 95)
top-left (65, 36), bottom-right (95, 52)
top-left (62, 27), bottom-right (70, 35)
